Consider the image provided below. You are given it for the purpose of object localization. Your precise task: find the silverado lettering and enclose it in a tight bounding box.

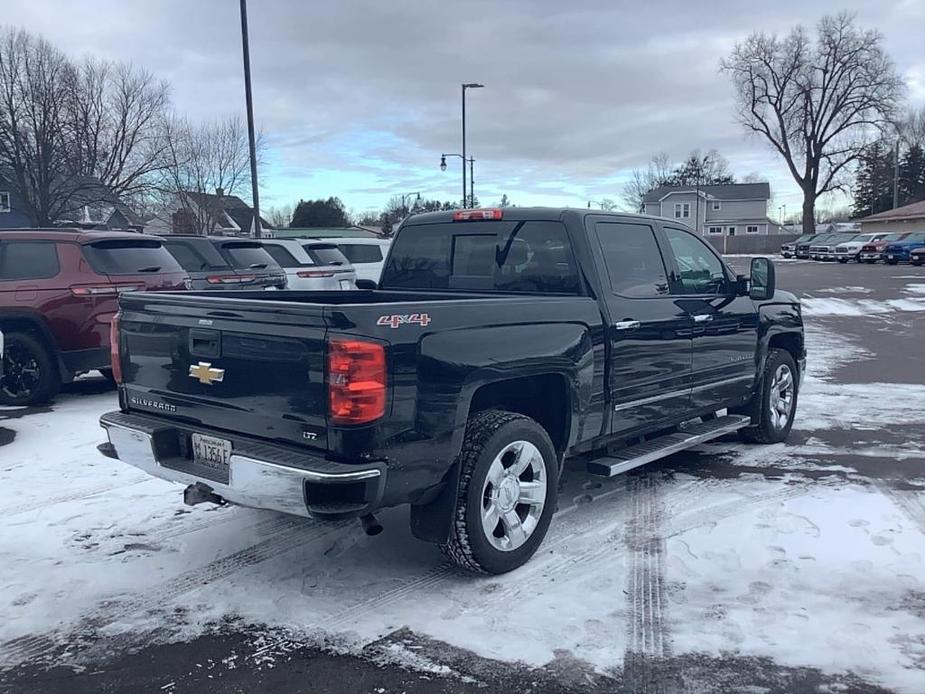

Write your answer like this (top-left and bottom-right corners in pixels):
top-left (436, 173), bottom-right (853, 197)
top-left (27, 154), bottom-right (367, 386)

top-left (101, 207), bottom-right (805, 575)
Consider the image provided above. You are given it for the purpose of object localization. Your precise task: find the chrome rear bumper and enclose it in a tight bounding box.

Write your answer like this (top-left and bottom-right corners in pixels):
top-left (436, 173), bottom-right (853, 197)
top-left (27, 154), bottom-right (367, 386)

top-left (100, 411), bottom-right (384, 519)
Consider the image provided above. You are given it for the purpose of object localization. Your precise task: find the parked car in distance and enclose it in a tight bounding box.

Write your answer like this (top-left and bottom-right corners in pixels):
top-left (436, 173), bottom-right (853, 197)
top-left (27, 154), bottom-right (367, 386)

top-left (160, 235), bottom-right (250, 290)
top-left (102, 207), bottom-right (804, 574)
top-left (834, 233), bottom-right (888, 263)
top-left (1, 229), bottom-right (188, 405)
top-left (208, 237), bottom-right (287, 289)
top-left (261, 239), bottom-right (357, 290)
top-left (781, 234), bottom-right (817, 259)
top-left (911, 246), bottom-right (925, 266)
top-left (326, 238), bottom-right (391, 283)
top-left (883, 232), bottom-right (925, 265)
top-left (859, 233), bottom-right (910, 263)
top-left (809, 233), bottom-right (858, 261)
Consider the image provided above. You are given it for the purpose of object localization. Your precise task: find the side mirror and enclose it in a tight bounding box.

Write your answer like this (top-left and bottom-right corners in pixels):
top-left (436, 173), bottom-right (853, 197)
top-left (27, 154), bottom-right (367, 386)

top-left (749, 257), bottom-right (776, 300)
top-left (355, 279), bottom-right (378, 290)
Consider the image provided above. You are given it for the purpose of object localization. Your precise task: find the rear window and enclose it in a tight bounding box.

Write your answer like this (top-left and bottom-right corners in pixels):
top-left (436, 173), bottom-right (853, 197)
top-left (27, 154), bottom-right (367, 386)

top-left (0, 241), bottom-right (60, 280)
top-left (217, 242), bottom-right (279, 269)
top-left (381, 220), bottom-right (581, 294)
top-left (263, 244), bottom-right (305, 268)
top-left (82, 239), bottom-right (183, 275)
top-left (161, 239), bottom-right (229, 271)
top-left (338, 243), bottom-right (383, 264)
top-left (303, 244), bottom-right (349, 266)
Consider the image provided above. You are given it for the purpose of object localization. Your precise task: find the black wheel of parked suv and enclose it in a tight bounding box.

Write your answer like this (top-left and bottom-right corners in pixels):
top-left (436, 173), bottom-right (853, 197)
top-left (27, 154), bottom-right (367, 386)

top-left (0, 331), bottom-right (60, 406)
top-left (441, 410), bottom-right (558, 574)
top-left (740, 348), bottom-right (798, 444)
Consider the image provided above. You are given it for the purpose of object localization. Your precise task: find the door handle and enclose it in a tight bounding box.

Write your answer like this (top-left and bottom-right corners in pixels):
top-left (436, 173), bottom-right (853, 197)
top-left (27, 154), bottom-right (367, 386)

top-left (692, 314), bottom-right (713, 323)
top-left (615, 320), bottom-right (640, 331)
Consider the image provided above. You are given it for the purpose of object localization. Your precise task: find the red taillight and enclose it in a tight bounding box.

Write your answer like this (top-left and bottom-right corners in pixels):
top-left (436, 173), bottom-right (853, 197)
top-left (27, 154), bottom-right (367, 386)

top-left (297, 270), bottom-right (335, 278)
top-left (109, 314), bottom-right (123, 384)
top-left (328, 339), bottom-right (386, 425)
top-left (70, 284), bottom-right (142, 296)
top-left (453, 208), bottom-right (503, 222)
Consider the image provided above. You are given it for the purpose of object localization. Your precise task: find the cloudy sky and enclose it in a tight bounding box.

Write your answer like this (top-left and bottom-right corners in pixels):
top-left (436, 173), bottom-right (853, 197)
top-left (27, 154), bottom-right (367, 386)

top-left (6, 0), bottom-right (925, 217)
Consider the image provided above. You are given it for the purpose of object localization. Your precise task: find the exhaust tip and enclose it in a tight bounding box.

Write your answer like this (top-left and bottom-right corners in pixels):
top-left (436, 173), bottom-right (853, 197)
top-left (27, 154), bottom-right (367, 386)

top-left (360, 513), bottom-right (383, 536)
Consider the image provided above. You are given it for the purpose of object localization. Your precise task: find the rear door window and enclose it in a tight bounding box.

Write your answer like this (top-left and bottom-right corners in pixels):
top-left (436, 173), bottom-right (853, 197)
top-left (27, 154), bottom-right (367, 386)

top-left (82, 240), bottom-right (183, 275)
top-left (593, 222), bottom-right (669, 298)
top-left (303, 244), bottom-right (349, 266)
top-left (0, 241), bottom-right (60, 280)
top-left (338, 243), bottom-right (383, 264)
top-left (218, 242), bottom-right (278, 269)
top-left (381, 220), bottom-right (581, 294)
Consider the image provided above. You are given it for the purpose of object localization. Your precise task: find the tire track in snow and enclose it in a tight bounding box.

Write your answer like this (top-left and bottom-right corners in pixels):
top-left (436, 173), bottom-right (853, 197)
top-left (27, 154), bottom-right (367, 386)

top-left (877, 483), bottom-right (925, 537)
top-left (4, 476), bottom-right (150, 517)
top-left (622, 473), bottom-right (673, 694)
top-left (0, 516), bottom-right (353, 668)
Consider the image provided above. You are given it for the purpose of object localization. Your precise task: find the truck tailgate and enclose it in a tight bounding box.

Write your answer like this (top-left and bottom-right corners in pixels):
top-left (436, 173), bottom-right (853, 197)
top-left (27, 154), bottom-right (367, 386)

top-left (118, 294), bottom-right (329, 449)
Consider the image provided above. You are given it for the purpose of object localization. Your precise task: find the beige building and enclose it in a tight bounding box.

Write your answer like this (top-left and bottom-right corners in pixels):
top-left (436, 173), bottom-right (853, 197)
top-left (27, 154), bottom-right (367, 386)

top-left (858, 200), bottom-right (925, 234)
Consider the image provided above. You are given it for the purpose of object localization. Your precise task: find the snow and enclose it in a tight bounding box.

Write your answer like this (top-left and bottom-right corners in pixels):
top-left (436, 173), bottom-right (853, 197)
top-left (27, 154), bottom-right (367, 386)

top-left (801, 296), bottom-right (925, 316)
top-left (817, 286), bottom-right (873, 294)
top-left (1, 312), bottom-right (925, 690)
top-left (905, 284), bottom-right (925, 295)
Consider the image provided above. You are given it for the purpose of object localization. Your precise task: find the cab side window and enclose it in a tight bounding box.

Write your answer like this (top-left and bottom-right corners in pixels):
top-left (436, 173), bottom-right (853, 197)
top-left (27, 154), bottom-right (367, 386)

top-left (0, 241), bottom-right (60, 281)
top-left (594, 222), bottom-right (669, 298)
top-left (662, 227), bottom-right (728, 295)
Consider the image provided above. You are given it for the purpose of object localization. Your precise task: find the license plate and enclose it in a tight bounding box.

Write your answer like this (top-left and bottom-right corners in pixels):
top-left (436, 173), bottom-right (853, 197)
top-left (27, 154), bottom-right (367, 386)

top-left (340, 280), bottom-right (353, 289)
top-left (191, 433), bottom-right (232, 472)
top-left (888, 255), bottom-right (894, 260)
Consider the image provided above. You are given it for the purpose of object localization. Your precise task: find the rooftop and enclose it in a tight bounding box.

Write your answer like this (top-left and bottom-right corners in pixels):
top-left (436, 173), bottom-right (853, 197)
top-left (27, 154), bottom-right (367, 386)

top-left (642, 182), bottom-right (771, 203)
top-left (859, 200), bottom-right (925, 223)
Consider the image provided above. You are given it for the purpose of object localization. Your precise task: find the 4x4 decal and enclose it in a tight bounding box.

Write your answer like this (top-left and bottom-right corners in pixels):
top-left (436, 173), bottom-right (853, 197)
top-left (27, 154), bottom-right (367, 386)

top-left (377, 313), bottom-right (432, 329)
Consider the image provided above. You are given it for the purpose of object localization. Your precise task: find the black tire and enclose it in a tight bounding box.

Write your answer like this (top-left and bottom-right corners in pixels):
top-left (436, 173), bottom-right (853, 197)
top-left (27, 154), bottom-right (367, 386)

top-left (865, 259), bottom-right (876, 264)
top-left (441, 410), bottom-right (558, 575)
top-left (887, 259), bottom-right (899, 265)
top-left (837, 258), bottom-right (847, 264)
top-left (740, 348), bottom-right (799, 444)
top-left (913, 261), bottom-right (922, 267)
top-left (0, 331), bottom-right (60, 406)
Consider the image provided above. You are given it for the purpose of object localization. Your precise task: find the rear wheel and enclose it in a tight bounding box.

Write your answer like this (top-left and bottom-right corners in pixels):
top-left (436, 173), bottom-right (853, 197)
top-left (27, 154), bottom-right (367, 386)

top-left (913, 261), bottom-right (922, 267)
top-left (740, 348), bottom-right (798, 444)
top-left (887, 259), bottom-right (899, 265)
top-left (0, 331), bottom-right (60, 406)
top-left (441, 410), bottom-right (558, 574)
top-left (838, 258), bottom-right (847, 264)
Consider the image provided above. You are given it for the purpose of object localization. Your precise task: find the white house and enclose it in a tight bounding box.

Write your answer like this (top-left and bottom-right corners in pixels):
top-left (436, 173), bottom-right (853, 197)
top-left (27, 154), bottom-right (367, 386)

top-left (642, 182), bottom-right (783, 236)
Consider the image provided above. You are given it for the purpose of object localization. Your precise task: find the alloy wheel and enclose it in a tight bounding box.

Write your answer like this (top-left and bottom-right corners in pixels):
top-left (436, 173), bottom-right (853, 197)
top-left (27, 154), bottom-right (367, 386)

top-left (1, 341), bottom-right (41, 401)
top-left (480, 440), bottom-right (547, 551)
top-left (768, 364), bottom-right (794, 431)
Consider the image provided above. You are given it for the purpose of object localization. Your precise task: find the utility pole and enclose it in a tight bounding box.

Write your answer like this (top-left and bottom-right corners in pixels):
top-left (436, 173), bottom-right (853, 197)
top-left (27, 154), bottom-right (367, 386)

top-left (461, 83), bottom-right (483, 208)
top-left (893, 139), bottom-right (901, 209)
top-left (239, 0), bottom-right (261, 238)
top-left (469, 157), bottom-right (475, 208)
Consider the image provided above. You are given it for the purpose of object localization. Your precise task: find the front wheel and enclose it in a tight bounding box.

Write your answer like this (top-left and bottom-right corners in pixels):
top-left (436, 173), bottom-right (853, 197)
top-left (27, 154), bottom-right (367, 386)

top-left (740, 348), bottom-right (799, 444)
top-left (887, 259), bottom-right (899, 265)
top-left (441, 410), bottom-right (558, 574)
top-left (838, 258), bottom-right (848, 264)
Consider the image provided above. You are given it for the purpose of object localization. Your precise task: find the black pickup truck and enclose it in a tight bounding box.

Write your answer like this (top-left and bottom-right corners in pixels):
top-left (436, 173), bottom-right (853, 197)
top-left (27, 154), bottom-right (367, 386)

top-left (100, 208), bottom-right (805, 574)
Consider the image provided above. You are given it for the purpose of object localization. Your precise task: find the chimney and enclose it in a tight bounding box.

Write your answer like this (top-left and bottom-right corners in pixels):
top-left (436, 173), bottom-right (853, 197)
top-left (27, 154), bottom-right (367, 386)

top-left (215, 187), bottom-right (224, 198)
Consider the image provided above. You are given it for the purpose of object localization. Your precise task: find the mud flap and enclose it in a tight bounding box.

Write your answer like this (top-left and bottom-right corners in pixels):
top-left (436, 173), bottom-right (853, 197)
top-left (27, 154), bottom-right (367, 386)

top-left (409, 462), bottom-right (460, 544)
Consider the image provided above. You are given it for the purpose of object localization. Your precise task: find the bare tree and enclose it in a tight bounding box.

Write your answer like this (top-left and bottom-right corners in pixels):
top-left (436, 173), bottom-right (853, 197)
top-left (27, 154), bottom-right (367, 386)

top-left (65, 56), bottom-right (171, 200)
top-left (721, 12), bottom-right (904, 233)
top-left (623, 152), bottom-right (672, 211)
top-left (899, 106), bottom-right (925, 149)
top-left (156, 115), bottom-right (259, 234)
top-left (0, 28), bottom-right (81, 225)
top-left (265, 204), bottom-right (292, 229)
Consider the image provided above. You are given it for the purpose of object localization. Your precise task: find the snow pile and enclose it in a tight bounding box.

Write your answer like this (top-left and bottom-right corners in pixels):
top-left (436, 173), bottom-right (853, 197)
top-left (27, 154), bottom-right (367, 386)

top-left (801, 297), bottom-right (925, 317)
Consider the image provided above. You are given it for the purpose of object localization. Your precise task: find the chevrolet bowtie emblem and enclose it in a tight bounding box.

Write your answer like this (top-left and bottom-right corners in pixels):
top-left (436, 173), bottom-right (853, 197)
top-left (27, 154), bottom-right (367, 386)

top-left (189, 362), bottom-right (225, 385)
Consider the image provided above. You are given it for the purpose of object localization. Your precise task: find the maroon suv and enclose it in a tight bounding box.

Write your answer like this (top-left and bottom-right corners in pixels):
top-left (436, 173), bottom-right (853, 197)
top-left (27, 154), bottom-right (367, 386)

top-left (0, 229), bottom-right (188, 405)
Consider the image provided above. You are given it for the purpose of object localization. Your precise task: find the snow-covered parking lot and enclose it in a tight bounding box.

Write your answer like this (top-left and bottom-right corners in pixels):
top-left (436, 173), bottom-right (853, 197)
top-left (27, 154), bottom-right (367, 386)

top-left (2, 260), bottom-right (925, 693)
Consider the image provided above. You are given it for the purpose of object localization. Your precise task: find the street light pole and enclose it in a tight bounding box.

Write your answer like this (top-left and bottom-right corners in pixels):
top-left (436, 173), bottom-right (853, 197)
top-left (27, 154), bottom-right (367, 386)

top-left (461, 83), bottom-right (483, 208)
top-left (239, 0), bottom-right (261, 238)
top-left (441, 154), bottom-right (475, 206)
top-left (469, 157), bottom-right (475, 208)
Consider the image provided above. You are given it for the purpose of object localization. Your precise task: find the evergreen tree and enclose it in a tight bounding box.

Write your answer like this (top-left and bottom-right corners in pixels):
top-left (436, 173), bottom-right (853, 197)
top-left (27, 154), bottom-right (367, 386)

top-left (899, 144), bottom-right (925, 205)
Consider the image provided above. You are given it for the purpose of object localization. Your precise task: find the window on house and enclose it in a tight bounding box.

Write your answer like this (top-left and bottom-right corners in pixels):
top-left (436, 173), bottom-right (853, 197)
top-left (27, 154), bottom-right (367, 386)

top-left (727, 226), bottom-right (737, 236)
top-left (0, 191), bottom-right (10, 213)
top-left (746, 225), bottom-right (760, 234)
top-left (708, 226), bottom-right (722, 235)
top-left (673, 202), bottom-right (691, 219)
top-left (712, 200), bottom-right (721, 211)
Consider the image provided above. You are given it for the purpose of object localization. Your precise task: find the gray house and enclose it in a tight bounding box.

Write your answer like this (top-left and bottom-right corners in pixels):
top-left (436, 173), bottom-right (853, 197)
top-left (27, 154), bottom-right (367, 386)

top-left (0, 176), bottom-right (143, 231)
top-left (642, 182), bottom-right (782, 236)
